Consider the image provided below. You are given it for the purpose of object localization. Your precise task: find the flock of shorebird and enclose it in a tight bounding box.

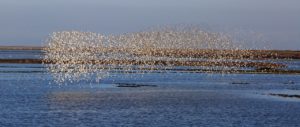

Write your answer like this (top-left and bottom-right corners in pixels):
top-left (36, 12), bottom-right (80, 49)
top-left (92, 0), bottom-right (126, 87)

top-left (43, 26), bottom-right (275, 84)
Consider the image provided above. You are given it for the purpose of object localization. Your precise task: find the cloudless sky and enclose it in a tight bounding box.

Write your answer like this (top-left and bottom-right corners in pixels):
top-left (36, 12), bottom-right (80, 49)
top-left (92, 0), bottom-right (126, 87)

top-left (0, 0), bottom-right (299, 49)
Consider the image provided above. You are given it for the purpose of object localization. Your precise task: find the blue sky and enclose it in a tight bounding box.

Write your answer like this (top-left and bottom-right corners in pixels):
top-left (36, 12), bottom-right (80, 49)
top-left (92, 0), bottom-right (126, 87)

top-left (0, 0), bottom-right (299, 49)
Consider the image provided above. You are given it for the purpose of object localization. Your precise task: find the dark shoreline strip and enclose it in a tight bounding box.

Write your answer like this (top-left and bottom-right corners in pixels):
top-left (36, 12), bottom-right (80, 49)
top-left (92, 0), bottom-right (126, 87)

top-left (0, 59), bottom-right (286, 68)
top-left (0, 59), bottom-right (43, 64)
top-left (0, 47), bottom-right (299, 59)
top-left (0, 46), bottom-right (43, 50)
top-left (0, 59), bottom-right (299, 74)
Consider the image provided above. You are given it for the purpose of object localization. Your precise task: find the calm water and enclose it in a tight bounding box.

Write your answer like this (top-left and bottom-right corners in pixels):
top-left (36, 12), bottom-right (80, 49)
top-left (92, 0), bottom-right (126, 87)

top-left (1, 50), bottom-right (300, 127)
top-left (0, 50), bottom-right (44, 59)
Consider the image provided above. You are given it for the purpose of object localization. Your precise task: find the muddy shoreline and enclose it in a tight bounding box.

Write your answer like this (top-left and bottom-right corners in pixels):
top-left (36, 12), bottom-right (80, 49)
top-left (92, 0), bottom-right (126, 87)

top-left (1, 59), bottom-right (300, 74)
top-left (1, 46), bottom-right (299, 59)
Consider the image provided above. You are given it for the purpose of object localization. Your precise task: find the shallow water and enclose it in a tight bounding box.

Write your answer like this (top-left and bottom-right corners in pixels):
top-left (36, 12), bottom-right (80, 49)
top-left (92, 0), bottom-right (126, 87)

top-left (0, 50), bottom-right (43, 59)
top-left (1, 50), bottom-right (300, 127)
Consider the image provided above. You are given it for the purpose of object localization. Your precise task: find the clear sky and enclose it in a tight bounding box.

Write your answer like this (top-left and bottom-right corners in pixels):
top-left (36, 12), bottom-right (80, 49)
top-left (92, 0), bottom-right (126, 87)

top-left (0, 0), bottom-right (299, 49)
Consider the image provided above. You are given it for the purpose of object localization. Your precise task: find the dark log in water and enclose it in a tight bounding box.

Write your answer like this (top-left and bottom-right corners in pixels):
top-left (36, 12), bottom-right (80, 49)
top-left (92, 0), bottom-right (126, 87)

top-left (269, 93), bottom-right (300, 99)
top-left (116, 83), bottom-right (157, 88)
